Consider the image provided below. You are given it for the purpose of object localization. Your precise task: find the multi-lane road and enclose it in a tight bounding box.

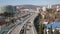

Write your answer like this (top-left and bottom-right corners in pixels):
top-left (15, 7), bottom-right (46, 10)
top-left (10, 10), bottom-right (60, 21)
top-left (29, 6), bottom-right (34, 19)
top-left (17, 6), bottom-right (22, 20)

top-left (0, 12), bottom-right (31, 34)
top-left (25, 13), bottom-right (38, 34)
top-left (7, 12), bottom-right (38, 34)
top-left (1, 13), bottom-right (38, 34)
top-left (7, 14), bottom-right (32, 34)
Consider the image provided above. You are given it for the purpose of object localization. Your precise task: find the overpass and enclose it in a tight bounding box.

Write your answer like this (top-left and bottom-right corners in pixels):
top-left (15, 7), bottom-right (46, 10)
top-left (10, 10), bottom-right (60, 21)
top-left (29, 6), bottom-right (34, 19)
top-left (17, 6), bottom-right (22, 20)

top-left (24, 12), bottom-right (38, 34)
top-left (7, 12), bottom-right (38, 34)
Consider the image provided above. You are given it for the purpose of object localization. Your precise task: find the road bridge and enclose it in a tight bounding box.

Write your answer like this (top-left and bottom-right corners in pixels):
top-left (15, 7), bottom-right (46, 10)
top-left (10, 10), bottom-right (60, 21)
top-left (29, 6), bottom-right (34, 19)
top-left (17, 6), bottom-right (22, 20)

top-left (7, 12), bottom-right (38, 34)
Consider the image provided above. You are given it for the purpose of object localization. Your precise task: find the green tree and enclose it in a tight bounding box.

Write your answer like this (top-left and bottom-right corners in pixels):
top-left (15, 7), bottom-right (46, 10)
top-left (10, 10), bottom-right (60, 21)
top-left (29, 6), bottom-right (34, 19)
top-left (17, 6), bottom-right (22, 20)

top-left (49, 24), bottom-right (53, 34)
top-left (38, 23), bottom-right (45, 34)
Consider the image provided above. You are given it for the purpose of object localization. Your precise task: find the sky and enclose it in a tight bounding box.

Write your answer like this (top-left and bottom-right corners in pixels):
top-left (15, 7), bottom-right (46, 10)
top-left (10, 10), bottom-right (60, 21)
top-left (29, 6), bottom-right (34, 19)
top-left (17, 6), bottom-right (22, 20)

top-left (0, 0), bottom-right (60, 6)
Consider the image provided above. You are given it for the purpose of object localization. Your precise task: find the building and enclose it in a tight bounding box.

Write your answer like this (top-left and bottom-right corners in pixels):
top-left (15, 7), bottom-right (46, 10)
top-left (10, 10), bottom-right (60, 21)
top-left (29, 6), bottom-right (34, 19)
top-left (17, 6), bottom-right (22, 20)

top-left (47, 5), bottom-right (52, 9)
top-left (0, 6), bottom-right (6, 13)
top-left (0, 5), bottom-right (16, 30)
top-left (45, 22), bottom-right (60, 34)
top-left (42, 6), bottom-right (46, 11)
top-left (56, 5), bottom-right (60, 11)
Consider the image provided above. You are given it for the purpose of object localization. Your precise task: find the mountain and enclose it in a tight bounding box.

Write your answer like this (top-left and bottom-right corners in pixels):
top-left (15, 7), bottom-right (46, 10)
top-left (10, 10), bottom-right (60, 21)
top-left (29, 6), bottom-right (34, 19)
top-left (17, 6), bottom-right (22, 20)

top-left (52, 4), bottom-right (60, 6)
top-left (16, 4), bottom-right (60, 10)
top-left (16, 5), bottom-right (42, 10)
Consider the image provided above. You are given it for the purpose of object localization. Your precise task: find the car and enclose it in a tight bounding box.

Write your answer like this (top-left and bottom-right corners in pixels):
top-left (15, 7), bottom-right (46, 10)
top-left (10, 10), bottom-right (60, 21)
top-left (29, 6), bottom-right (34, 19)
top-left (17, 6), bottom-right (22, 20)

top-left (29, 25), bottom-right (32, 28)
top-left (26, 26), bottom-right (30, 30)
top-left (27, 22), bottom-right (31, 23)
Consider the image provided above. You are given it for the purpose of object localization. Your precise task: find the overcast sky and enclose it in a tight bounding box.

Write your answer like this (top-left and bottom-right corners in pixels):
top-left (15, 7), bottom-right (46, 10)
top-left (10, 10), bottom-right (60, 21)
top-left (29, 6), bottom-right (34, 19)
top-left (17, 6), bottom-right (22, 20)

top-left (0, 0), bottom-right (60, 5)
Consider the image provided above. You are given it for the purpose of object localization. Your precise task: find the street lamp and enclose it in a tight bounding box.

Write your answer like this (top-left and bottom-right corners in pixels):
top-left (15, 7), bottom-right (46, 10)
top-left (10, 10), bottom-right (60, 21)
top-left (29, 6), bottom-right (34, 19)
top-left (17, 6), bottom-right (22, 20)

top-left (46, 29), bottom-right (49, 34)
top-left (52, 29), bottom-right (55, 34)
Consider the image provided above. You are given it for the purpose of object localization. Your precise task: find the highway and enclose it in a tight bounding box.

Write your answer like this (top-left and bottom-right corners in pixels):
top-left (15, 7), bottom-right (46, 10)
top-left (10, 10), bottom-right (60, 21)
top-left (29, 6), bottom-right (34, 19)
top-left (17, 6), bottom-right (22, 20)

top-left (7, 12), bottom-right (38, 34)
top-left (7, 13), bottom-right (32, 34)
top-left (0, 12), bottom-right (31, 34)
top-left (0, 5), bottom-right (39, 34)
top-left (24, 12), bottom-right (38, 34)
top-left (0, 11), bottom-right (38, 34)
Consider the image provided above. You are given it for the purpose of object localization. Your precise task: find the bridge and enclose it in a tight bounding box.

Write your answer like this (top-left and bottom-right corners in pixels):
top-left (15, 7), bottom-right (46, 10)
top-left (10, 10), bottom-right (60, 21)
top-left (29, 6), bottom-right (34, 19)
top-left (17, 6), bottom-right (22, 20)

top-left (6, 12), bottom-right (39, 34)
top-left (0, 6), bottom-right (40, 34)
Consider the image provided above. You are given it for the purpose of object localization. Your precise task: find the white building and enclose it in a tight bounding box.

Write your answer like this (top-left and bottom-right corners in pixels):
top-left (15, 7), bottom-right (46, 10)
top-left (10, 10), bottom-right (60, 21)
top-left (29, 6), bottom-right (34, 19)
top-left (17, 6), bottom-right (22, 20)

top-left (47, 5), bottom-right (52, 9)
top-left (42, 6), bottom-right (46, 11)
top-left (36, 7), bottom-right (40, 13)
top-left (56, 6), bottom-right (59, 11)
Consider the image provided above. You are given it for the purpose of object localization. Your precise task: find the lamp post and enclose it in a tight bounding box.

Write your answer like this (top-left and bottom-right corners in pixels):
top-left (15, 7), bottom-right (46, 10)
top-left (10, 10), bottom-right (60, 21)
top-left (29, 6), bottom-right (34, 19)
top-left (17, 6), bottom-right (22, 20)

top-left (46, 29), bottom-right (49, 34)
top-left (52, 29), bottom-right (55, 34)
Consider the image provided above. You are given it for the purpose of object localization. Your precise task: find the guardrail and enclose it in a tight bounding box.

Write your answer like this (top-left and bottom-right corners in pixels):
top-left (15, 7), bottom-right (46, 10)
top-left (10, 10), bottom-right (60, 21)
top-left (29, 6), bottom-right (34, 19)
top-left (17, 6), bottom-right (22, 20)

top-left (7, 13), bottom-right (34, 34)
top-left (0, 13), bottom-right (31, 34)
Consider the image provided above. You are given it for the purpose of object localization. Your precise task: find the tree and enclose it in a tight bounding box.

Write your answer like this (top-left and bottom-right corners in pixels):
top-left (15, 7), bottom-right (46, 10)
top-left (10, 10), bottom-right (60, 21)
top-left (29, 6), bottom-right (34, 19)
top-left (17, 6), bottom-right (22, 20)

top-left (49, 24), bottom-right (53, 34)
top-left (46, 9), bottom-right (53, 13)
top-left (38, 23), bottom-right (45, 34)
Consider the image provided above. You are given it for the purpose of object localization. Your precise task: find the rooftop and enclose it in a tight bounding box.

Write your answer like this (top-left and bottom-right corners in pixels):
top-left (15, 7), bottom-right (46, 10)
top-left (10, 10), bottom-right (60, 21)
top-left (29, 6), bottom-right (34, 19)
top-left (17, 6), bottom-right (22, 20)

top-left (46, 22), bottom-right (60, 29)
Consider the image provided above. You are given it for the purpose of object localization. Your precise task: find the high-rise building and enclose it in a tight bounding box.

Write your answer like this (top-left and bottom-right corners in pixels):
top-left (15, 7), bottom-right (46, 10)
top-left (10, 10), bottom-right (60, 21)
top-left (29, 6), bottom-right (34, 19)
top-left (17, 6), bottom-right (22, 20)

top-left (47, 5), bottom-right (52, 9)
top-left (37, 7), bottom-right (40, 13)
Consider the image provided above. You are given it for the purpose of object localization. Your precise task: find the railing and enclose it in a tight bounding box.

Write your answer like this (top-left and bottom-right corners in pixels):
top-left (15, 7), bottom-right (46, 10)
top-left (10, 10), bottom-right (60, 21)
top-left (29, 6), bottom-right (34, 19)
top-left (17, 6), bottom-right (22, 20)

top-left (0, 13), bottom-right (30, 34)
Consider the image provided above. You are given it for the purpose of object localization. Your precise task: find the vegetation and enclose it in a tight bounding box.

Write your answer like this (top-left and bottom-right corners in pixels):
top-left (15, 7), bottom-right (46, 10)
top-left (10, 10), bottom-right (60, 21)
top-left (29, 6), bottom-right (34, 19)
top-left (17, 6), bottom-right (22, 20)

top-left (34, 8), bottom-right (60, 34)
top-left (49, 24), bottom-right (53, 34)
top-left (38, 23), bottom-right (45, 34)
top-left (34, 13), bottom-right (46, 34)
top-left (34, 13), bottom-right (42, 34)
